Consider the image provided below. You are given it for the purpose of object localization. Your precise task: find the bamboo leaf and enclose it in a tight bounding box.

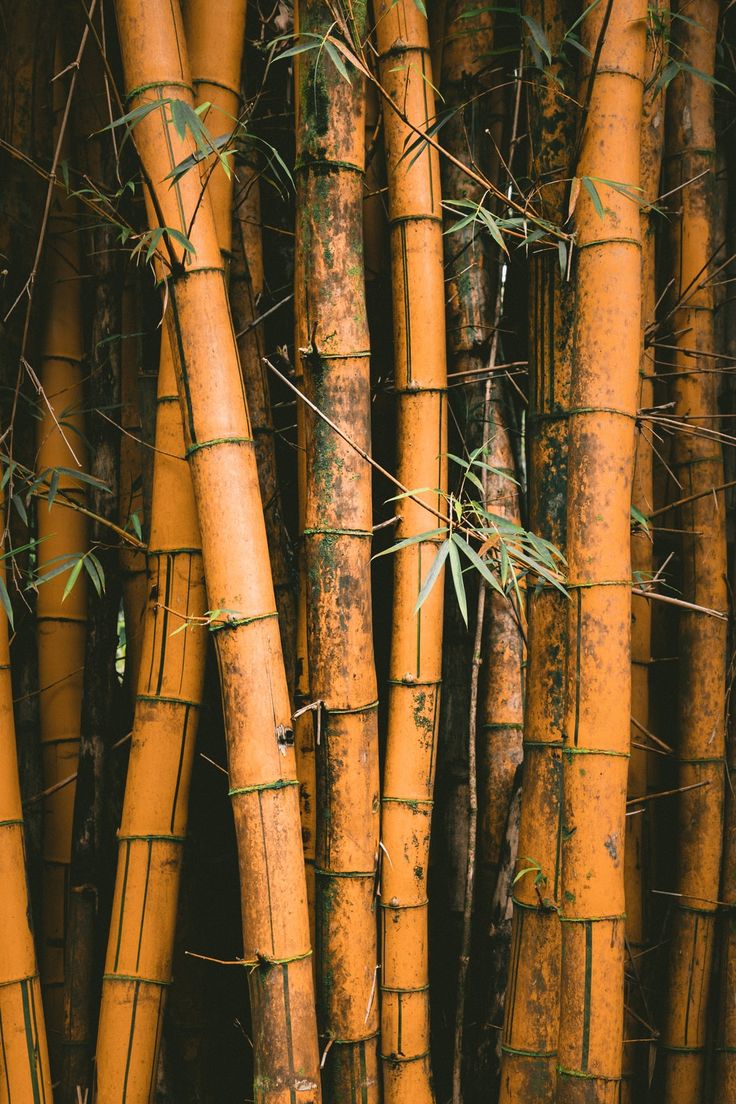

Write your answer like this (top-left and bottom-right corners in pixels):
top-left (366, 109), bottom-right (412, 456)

top-left (62, 556), bottom-right (85, 603)
top-left (581, 176), bottom-right (605, 218)
top-left (84, 552), bottom-right (106, 597)
top-left (372, 527), bottom-right (447, 559)
top-left (448, 538), bottom-right (468, 626)
top-left (452, 533), bottom-right (504, 596)
top-left (521, 14), bottom-right (552, 64)
top-left (324, 40), bottom-right (351, 82)
top-left (0, 574), bottom-right (13, 629)
top-left (413, 538), bottom-right (450, 616)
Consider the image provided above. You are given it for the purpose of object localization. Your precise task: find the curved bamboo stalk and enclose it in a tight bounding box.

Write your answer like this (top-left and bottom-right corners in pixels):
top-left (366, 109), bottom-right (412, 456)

top-left (112, 3), bottom-right (321, 1100)
top-left (623, 10), bottom-right (667, 1096)
top-left (556, 3), bottom-right (647, 1099)
top-left (0, 513), bottom-right (54, 1104)
top-left (95, 2), bottom-right (247, 1097)
top-left (295, 4), bottom-right (380, 1096)
top-left (36, 169), bottom-right (88, 1055)
top-left (373, 0), bottom-right (447, 1099)
top-left (498, 3), bottom-right (575, 1099)
top-left (660, 5), bottom-right (727, 1100)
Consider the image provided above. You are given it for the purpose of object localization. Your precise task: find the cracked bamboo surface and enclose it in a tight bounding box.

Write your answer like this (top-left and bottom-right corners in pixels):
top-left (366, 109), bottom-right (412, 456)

top-left (112, 2), bottom-right (321, 1099)
top-left (374, 0), bottom-right (447, 1098)
top-left (556, 3), bottom-right (647, 1100)
top-left (660, 4), bottom-right (727, 1100)
top-left (295, 4), bottom-right (380, 1096)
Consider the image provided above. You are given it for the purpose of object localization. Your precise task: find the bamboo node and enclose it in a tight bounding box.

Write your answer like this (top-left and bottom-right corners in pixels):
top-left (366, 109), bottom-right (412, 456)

top-left (209, 610), bottom-right (278, 634)
top-left (228, 778), bottom-right (299, 797)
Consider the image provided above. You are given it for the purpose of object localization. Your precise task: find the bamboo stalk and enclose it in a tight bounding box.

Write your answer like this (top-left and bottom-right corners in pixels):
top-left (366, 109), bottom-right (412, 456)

top-left (0, 510), bottom-right (54, 1104)
top-left (623, 9), bottom-right (667, 1097)
top-left (556, 4), bottom-right (647, 1100)
top-left (498, 3), bottom-right (576, 1099)
top-left (231, 172), bottom-right (297, 697)
top-left (373, 0), bottom-right (448, 1098)
top-left (94, 2), bottom-right (248, 1094)
top-left (294, 4), bottom-right (380, 1095)
top-left (660, 4), bottom-right (727, 1100)
top-left (119, 277), bottom-right (148, 700)
top-left (112, 3), bottom-right (321, 1099)
top-left (36, 132), bottom-right (88, 1056)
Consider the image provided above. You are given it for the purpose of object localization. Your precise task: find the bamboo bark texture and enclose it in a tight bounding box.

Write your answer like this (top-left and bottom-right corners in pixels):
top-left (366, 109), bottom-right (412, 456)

top-left (112, 3), bottom-right (321, 1100)
top-left (498, 3), bottom-right (575, 1098)
top-left (373, 0), bottom-right (448, 1099)
top-left (119, 279), bottom-right (148, 699)
top-left (556, 4), bottom-right (646, 1101)
top-left (295, 4), bottom-right (380, 1096)
top-left (96, 2), bottom-right (245, 1097)
top-left (231, 176), bottom-right (297, 697)
top-left (660, 4), bottom-right (727, 1099)
top-left (623, 13), bottom-right (667, 1095)
top-left (0, 518), bottom-right (53, 1103)
top-left (36, 175), bottom-right (87, 1051)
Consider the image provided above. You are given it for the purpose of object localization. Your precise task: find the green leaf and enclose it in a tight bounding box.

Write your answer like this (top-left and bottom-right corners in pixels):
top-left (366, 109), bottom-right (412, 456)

top-left (372, 528), bottom-right (447, 559)
top-left (12, 494), bottom-right (28, 526)
top-left (129, 511), bottom-right (143, 540)
top-left (84, 552), bottom-right (105, 597)
top-left (452, 533), bottom-right (505, 596)
top-left (166, 227), bottom-right (196, 256)
top-left (0, 574), bottom-right (13, 629)
top-left (324, 40), bottom-right (351, 82)
top-left (62, 557), bottom-right (85, 603)
top-left (581, 176), bottom-right (604, 218)
top-left (448, 538), bottom-right (468, 626)
top-left (278, 36), bottom-right (322, 60)
top-left (631, 504), bottom-right (650, 535)
top-left (522, 14), bottom-right (552, 64)
top-left (47, 469), bottom-right (59, 510)
top-left (414, 539), bottom-right (450, 616)
top-left (170, 98), bottom-right (190, 141)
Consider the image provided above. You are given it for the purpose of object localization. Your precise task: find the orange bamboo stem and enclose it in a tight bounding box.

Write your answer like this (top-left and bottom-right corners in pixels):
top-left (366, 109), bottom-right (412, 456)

top-left (295, 4), bottom-right (381, 1095)
top-left (0, 514), bottom-right (54, 1104)
top-left (660, 4), bottom-right (727, 1099)
top-left (112, 3), bottom-right (321, 1099)
top-left (556, 4), bottom-right (647, 1100)
top-left (36, 170), bottom-right (88, 1054)
top-left (374, 0), bottom-right (448, 1099)
top-left (498, 3), bottom-right (575, 1098)
top-left (623, 10), bottom-right (667, 1095)
top-left (119, 278), bottom-right (148, 699)
top-left (95, 3), bottom-right (246, 1095)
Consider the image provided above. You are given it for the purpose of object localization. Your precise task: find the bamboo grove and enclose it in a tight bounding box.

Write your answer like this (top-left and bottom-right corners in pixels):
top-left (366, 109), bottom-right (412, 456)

top-left (2, 0), bottom-right (736, 1100)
